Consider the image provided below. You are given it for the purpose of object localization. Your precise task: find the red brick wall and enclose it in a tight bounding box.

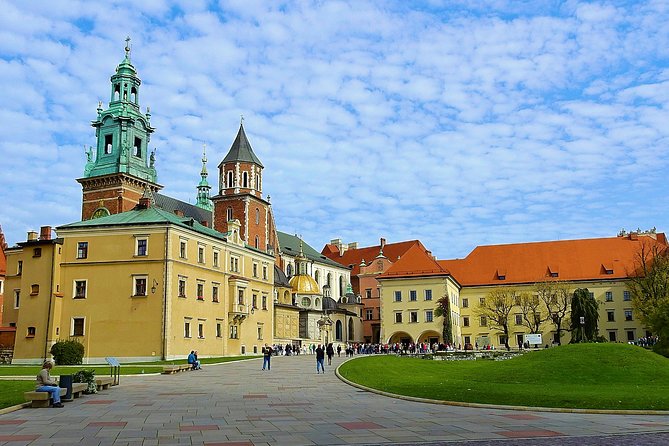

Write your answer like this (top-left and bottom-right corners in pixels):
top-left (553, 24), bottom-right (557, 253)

top-left (81, 187), bottom-right (143, 220)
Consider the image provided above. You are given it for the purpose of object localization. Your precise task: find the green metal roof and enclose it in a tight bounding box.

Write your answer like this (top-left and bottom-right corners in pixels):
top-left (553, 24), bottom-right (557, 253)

top-left (58, 206), bottom-right (228, 241)
top-left (277, 231), bottom-right (349, 269)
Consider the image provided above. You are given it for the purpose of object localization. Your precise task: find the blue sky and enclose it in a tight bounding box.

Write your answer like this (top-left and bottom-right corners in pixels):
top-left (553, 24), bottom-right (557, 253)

top-left (1, 0), bottom-right (668, 259)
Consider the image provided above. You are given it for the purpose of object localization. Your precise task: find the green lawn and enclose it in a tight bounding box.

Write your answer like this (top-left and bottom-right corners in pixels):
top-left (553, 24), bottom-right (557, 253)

top-left (338, 343), bottom-right (669, 410)
top-left (0, 381), bottom-right (38, 409)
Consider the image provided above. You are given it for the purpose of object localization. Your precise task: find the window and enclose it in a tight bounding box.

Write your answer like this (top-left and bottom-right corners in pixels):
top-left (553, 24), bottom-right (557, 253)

top-left (263, 265), bottom-right (268, 280)
top-left (104, 134), bottom-right (113, 154)
top-left (13, 289), bottom-right (20, 308)
top-left (607, 310), bottom-right (615, 322)
top-left (17, 260), bottom-right (23, 275)
top-left (178, 277), bottom-right (187, 298)
top-left (366, 309), bottom-right (373, 320)
top-left (425, 310), bottom-right (433, 322)
top-left (33, 247), bottom-right (42, 257)
top-left (623, 291), bottom-right (631, 301)
top-left (410, 311), bottom-right (418, 323)
top-left (230, 256), bottom-right (239, 272)
top-left (0, 279), bottom-right (3, 295)
top-left (255, 208), bottom-right (260, 225)
top-left (410, 290), bottom-right (417, 301)
top-left (197, 282), bottom-right (204, 300)
top-left (287, 264), bottom-right (293, 276)
top-left (625, 310), bottom-right (633, 321)
top-left (136, 238), bottom-right (148, 256)
top-left (462, 298), bottom-right (469, 308)
top-left (588, 292), bottom-right (595, 299)
top-left (213, 250), bottom-right (220, 267)
top-left (425, 289), bottom-right (432, 301)
top-left (72, 318), bottom-right (85, 336)
top-left (212, 285), bottom-right (219, 303)
top-left (74, 280), bottom-right (87, 299)
top-left (77, 242), bottom-right (88, 259)
top-left (480, 316), bottom-right (487, 327)
top-left (30, 284), bottom-right (39, 296)
top-left (133, 137), bottom-right (142, 157)
top-left (515, 314), bottom-right (522, 325)
top-left (227, 171), bottom-right (233, 188)
top-left (238, 289), bottom-right (244, 305)
top-left (479, 297), bottom-right (485, 305)
top-left (262, 295), bottom-right (267, 310)
top-left (27, 326), bottom-right (36, 338)
top-left (394, 312), bottom-right (402, 323)
top-left (198, 246), bottom-right (205, 263)
top-left (627, 330), bottom-right (635, 341)
top-left (134, 277), bottom-right (147, 297)
top-left (184, 321), bottom-right (191, 338)
top-left (365, 289), bottom-right (372, 299)
top-left (609, 331), bottom-right (617, 342)
top-left (253, 263), bottom-right (258, 277)
top-left (179, 240), bottom-right (187, 259)
top-left (242, 171), bottom-right (248, 188)
top-left (227, 207), bottom-right (233, 221)
top-left (394, 291), bottom-right (402, 302)
top-left (198, 322), bottom-right (204, 339)
top-left (605, 291), bottom-right (613, 302)
top-left (216, 322), bottom-right (222, 338)
top-left (463, 316), bottom-right (470, 327)
top-left (229, 324), bottom-right (238, 339)
top-left (252, 294), bottom-right (258, 309)
top-left (257, 326), bottom-right (263, 340)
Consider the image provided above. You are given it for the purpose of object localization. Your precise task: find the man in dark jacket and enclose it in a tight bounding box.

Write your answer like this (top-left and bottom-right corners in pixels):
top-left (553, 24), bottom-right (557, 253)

top-left (316, 344), bottom-right (325, 373)
top-left (262, 344), bottom-right (273, 370)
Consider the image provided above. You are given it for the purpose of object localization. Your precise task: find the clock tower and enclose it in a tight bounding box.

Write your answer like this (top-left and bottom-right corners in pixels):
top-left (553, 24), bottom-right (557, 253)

top-left (78, 38), bottom-right (162, 220)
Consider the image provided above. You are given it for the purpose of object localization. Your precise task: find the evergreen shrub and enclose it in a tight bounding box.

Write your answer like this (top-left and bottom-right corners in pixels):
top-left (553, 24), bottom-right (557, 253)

top-left (50, 339), bottom-right (84, 365)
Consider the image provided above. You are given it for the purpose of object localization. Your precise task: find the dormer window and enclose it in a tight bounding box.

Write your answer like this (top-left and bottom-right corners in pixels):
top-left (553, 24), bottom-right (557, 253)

top-left (496, 268), bottom-right (506, 280)
top-left (602, 263), bottom-right (614, 275)
top-left (547, 265), bottom-right (559, 278)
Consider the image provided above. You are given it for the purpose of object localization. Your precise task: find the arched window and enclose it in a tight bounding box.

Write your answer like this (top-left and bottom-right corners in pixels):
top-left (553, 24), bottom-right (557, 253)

top-left (226, 207), bottom-right (233, 222)
top-left (335, 320), bottom-right (343, 341)
top-left (255, 208), bottom-right (260, 224)
top-left (227, 171), bottom-right (233, 188)
top-left (255, 236), bottom-right (259, 249)
top-left (257, 173), bottom-right (262, 191)
top-left (339, 276), bottom-right (345, 298)
top-left (327, 273), bottom-right (332, 287)
top-left (130, 87), bottom-right (137, 103)
top-left (348, 318), bottom-right (354, 340)
top-left (242, 172), bottom-right (248, 188)
top-left (113, 84), bottom-right (120, 101)
top-left (314, 270), bottom-right (320, 284)
top-left (287, 264), bottom-right (293, 277)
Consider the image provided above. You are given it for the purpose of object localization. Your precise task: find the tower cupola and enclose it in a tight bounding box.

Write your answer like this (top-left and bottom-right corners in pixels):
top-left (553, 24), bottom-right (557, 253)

top-left (196, 144), bottom-right (213, 211)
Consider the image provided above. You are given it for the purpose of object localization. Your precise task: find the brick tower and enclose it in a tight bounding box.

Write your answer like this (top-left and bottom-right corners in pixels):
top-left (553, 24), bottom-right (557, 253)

top-left (77, 38), bottom-right (162, 220)
top-left (212, 123), bottom-right (277, 255)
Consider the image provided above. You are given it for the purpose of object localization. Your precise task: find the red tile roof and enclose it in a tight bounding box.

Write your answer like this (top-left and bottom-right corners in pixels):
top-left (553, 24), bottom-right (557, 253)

top-left (321, 239), bottom-right (421, 276)
top-left (378, 244), bottom-right (451, 279)
top-left (439, 233), bottom-right (668, 287)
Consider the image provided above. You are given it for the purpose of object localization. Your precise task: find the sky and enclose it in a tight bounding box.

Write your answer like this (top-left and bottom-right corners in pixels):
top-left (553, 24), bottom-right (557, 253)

top-left (1, 0), bottom-right (668, 260)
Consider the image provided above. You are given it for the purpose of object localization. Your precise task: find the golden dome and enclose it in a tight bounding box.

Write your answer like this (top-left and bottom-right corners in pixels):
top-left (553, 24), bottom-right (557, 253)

top-left (289, 274), bottom-right (321, 295)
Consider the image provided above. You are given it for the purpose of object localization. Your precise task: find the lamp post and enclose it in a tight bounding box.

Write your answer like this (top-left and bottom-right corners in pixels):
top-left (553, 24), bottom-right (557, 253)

top-left (579, 316), bottom-right (585, 343)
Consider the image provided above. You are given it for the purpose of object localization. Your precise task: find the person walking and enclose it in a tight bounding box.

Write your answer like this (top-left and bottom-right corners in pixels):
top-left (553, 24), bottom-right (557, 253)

top-left (337, 344), bottom-right (342, 357)
top-left (316, 344), bottom-right (325, 373)
top-left (326, 343), bottom-right (334, 365)
top-left (35, 360), bottom-right (64, 408)
top-left (262, 343), bottom-right (273, 370)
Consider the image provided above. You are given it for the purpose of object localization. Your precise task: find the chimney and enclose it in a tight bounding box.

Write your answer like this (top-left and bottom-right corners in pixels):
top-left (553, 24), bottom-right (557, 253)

top-left (200, 221), bottom-right (209, 227)
top-left (348, 242), bottom-right (358, 250)
top-left (138, 196), bottom-right (151, 209)
top-left (174, 210), bottom-right (185, 217)
top-left (27, 231), bottom-right (38, 241)
top-left (380, 237), bottom-right (386, 250)
top-left (39, 226), bottom-right (52, 241)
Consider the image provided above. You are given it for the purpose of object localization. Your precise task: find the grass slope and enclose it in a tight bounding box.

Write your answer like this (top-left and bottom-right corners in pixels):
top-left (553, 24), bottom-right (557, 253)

top-left (339, 343), bottom-right (669, 410)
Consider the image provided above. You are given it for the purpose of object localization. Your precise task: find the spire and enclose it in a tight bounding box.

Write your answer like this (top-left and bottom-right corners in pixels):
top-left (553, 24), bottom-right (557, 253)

top-left (196, 143), bottom-right (213, 211)
top-left (220, 122), bottom-right (264, 167)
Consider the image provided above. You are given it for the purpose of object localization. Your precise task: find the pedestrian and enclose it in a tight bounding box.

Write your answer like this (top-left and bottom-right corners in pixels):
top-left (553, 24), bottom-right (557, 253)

top-left (262, 343), bottom-right (273, 370)
top-left (337, 344), bottom-right (342, 357)
top-left (35, 360), bottom-right (64, 408)
top-left (326, 343), bottom-right (334, 365)
top-left (316, 344), bottom-right (325, 373)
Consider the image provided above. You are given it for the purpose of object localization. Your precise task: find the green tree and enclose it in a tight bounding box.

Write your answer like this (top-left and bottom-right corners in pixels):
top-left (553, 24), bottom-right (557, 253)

top-left (570, 288), bottom-right (599, 343)
top-left (475, 288), bottom-right (516, 350)
top-left (627, 241), bottom-right (669, 356)
top-left (434, 294), bottom-right (453, 345)
top-left (535, 281), bottom-right (571, 345)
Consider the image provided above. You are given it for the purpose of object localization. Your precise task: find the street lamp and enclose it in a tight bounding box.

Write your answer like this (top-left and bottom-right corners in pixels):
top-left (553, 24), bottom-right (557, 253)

top-left (579, 316), bottom-right (585, 342)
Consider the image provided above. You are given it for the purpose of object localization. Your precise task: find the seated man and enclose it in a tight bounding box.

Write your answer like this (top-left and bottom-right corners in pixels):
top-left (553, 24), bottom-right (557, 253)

top-left (35, 360), bottom-right (64, 408)
top-left (187, 351), bottom-right (201, 370)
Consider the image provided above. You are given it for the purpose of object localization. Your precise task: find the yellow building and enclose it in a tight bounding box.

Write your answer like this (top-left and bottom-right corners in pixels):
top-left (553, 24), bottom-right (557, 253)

top-left (6, 204), bottom-right (275, 364)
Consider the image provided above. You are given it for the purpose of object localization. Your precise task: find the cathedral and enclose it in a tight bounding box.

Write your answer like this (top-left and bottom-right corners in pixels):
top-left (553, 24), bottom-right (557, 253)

top-left (3, 43), bottom-right (363, 363)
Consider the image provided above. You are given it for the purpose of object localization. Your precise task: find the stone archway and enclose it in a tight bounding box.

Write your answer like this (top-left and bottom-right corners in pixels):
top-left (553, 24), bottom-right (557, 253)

top-left (387, 331), bottom-right (413, 346)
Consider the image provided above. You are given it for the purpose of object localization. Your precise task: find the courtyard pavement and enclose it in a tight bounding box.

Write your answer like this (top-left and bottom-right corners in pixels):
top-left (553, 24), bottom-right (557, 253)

top-left (0, 354), bottom-right (668, 445)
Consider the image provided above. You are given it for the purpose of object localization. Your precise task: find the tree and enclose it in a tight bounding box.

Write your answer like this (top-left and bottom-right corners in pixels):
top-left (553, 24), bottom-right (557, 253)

top-left (570, 288), bottom-right (599, 343)
top-left (518, 291), bottom-right (547, 337)
top-left (434, 294), bottom-right (453, 345)
top-left (535, 281), bottom-right (571, 345)
top-left (475, 288), bottom-right (516, 350)
top-left (627, 241), bottom-right (669, 356)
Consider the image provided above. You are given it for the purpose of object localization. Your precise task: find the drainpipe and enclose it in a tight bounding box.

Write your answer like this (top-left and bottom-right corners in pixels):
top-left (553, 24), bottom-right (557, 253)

top-left (43, 244), bottom-right (56, 360)
top-left (162, 226), bottom-right (169, 360)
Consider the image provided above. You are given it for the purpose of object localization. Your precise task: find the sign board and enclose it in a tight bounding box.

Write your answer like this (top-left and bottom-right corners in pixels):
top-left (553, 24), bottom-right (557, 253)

top-left (524, 333), bottom-right (542, 345)
top-left (475, 336), bottom-right (490, 348)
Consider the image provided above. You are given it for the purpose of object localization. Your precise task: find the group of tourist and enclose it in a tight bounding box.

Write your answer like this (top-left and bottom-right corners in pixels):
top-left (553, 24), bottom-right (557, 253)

top-left (631, 336), bottom-right (660, 347)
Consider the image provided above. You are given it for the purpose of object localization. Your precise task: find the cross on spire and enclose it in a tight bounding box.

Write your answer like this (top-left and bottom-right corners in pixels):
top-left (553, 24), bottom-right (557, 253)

top-left (124, 36), bottom-right (131, 58)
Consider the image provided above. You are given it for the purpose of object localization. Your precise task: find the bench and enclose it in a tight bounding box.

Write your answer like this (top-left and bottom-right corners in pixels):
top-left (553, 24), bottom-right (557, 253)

top-left (95, 376), bottom-right (114, 390)
top-left (72, 382), bottom-right (88, 398)
top-left (24, 387), bottom-right (67, 408)
top-left (162, 364), bottom-right (193, 374)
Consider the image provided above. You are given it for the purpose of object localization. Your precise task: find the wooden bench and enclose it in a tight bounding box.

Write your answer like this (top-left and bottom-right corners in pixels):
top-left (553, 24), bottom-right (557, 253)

top-left (162, 364), bottom-right (193, 374)
top-left (95, 376), bottom-right (114, 390)
top-left (24, 387), bottom-right (67, 408)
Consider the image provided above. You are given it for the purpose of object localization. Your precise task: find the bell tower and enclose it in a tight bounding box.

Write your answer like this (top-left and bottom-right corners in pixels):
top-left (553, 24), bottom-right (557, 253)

top-left (212, 122), bottom-right (277, 254)
top-left (77, 38), bottom-right (162, 220)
